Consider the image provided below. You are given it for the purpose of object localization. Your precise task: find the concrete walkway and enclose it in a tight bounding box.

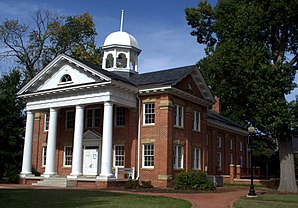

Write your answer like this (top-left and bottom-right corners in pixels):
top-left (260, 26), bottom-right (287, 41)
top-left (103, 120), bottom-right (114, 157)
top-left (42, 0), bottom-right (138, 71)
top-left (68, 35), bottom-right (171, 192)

top-left (0, 184), bottom-right (264, 208)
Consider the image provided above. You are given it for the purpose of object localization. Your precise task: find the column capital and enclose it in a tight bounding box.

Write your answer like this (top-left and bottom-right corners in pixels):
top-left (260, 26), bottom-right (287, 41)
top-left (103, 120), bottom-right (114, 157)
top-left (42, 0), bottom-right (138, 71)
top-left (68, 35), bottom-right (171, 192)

top-left (104, 101), bottom-right (113, 106)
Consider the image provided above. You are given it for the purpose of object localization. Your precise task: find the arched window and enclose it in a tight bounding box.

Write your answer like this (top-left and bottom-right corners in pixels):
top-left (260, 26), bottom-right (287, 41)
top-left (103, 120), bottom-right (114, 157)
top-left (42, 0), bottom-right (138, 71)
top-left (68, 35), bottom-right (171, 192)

top-left (106, 54), bottom-right (114, 68)
top-left (116, 53), bottom-right (127, 68)
top-left (60, 74), bottom-right (72, 83)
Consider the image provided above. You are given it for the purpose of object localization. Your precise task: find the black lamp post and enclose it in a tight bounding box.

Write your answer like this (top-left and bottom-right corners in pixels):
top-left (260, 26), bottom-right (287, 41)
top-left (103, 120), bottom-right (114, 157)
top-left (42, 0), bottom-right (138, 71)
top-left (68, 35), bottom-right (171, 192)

top-left (247, 125), bottom-right (256, 197)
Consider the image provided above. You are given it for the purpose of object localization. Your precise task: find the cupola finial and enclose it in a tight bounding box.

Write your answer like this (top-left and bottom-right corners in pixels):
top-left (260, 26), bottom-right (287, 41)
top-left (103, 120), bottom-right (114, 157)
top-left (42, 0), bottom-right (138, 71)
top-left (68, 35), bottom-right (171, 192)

top-left (120, 10), bottom-right (124, 32)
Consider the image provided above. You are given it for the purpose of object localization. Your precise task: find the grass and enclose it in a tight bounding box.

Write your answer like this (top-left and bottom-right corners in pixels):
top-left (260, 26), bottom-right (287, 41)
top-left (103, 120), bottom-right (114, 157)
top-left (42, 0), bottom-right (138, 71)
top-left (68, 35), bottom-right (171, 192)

top-left (234, 194), bottom-right (298, 208)
top-left (0, 189), bottom-right (191, 208)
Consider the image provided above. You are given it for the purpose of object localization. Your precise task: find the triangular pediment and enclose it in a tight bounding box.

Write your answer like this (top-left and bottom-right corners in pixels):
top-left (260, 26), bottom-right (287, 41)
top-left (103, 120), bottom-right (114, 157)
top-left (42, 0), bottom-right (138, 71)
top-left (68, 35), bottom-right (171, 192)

top-left (18, 54), bottom-right (111, 95)
top-left (172, 67), bottom-right (215, 104)
top-left (83, 130), bottom-right (102, 140)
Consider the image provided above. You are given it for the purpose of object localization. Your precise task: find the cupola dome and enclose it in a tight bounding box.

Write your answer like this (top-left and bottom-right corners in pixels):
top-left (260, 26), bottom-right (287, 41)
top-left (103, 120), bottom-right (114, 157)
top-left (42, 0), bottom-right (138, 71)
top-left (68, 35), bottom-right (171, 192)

top-left (103, 31), bottom-right (139, 49)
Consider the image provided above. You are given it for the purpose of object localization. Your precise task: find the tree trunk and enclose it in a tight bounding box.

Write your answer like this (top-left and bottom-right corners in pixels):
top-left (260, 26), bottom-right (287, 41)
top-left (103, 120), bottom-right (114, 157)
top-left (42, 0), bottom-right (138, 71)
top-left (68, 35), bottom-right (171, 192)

top-left (278, 136), bottom-right (298, 193)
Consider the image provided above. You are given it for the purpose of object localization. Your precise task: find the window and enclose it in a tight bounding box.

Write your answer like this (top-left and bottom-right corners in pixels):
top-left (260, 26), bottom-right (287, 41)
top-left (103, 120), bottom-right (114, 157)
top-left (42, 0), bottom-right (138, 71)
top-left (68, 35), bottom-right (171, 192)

top-left (143, 103), bottom-right (155, 125)
top-left (174, 105), bottom-right (184, 128)
top-left (66, 110), bottom-right (75, 129)
top-left (193, 148), bottom-right (201, 170)
top-left (116, 53), bottom-right (127, 68)
top-left (142, 144), bottom-right (154, 168)
top-left (239, 141), bottom-right (243, 151)
top-left (44, 113), bottom-right (49, 131)
top-left (217, 152), bottom-right (222, 170)
top-left (173, 145), bottom-right (183, 169)
top-left (229, 154), bottom-right (233, 165)
top-left (192, 111), bottom-right (201, 131)
top-left (42, 146), bottom-right (47, 167)
top-left (114, 145), bottom-right (125, 167)
top-left (217, 137), bottom-right (222, 148)
top-left (229, 139), bottom-right (233, 150)
top-left (106, 54), bottom-right (114, 68)
top-left (239, 155), bottom-right (243, 167)
top-left (60, 74), bottom-right (72, 83)
top-left (63, 146), bottom-right (72, 167)
top-left (86, 108), bottom-right (100, 128)
top-left (115, 107), bottom-right (125, 126)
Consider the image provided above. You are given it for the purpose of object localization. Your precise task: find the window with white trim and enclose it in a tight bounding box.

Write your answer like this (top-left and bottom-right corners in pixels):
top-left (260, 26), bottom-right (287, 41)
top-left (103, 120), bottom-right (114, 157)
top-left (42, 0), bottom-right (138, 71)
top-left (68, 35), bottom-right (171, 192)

top-left (142, 144), bottom-right (154, 168)
top-left (63, 146), bottom-right (72, 167)
top-left (114, 144), bottom-right (124, 167)
top-left (44, 113), bottom-right (49, 131)
top-left (229, 154), bottom-right (233, 165)
top-left (239, 141), bottom-right (243, 151)
top-left (217, 137), bottom-right (222, 148)
top-left (173, 145), bottom-right (183, 169)
top-left (143, 103), bottom-right (155, 125)
top-left (192, 111), bottom-right (201, 131)
top-left (192, 148), bottom-right (201, 170)
top-left (86, 108), bottom-right (100, 128)
top-left (229, 139), bottom-right (233, 150)
top-left (42, 146), bottom-right (47, 167)
top-left (66, 110), bottom-right (75, 129)
top-left (217, 152), bottom-right (222, 170)
top-left (174, 105), bottom-right (184, 128)
top-left (115, 107), bottom-right (125, 126)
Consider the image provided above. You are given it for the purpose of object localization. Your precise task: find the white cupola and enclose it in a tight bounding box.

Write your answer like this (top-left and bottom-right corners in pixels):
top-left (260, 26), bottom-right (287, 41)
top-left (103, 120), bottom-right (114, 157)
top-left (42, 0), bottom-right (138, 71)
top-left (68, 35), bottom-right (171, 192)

top-left (102, 10), bottom-right (141, 75)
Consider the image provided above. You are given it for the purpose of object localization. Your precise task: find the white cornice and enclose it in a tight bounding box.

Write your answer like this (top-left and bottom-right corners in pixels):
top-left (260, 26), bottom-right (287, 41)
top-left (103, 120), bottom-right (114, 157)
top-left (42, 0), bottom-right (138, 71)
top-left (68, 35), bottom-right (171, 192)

top-left (19, 81), bottom-right (112, 98)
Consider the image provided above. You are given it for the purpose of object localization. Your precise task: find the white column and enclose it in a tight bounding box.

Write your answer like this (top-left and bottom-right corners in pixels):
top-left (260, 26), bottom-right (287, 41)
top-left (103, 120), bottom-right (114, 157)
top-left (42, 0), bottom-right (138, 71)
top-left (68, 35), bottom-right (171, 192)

top-left (98, 101), bottom-right (114, 180)
top-left (20, 110), bottom-right (34, 177)
top-left (44, 108), bottom-right (58, 177)
top-left (68, 105), bottom-right (84, 178)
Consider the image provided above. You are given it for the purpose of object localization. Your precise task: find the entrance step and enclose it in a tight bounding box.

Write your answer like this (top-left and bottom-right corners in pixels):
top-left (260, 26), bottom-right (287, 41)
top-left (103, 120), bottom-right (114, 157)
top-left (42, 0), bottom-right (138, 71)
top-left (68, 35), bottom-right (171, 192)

top-left (32, 177), bottom-right (76, 187)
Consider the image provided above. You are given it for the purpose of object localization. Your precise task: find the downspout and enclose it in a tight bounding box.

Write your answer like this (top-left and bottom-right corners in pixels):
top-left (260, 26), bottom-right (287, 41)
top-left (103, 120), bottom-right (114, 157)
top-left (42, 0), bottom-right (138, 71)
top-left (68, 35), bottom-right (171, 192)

top-left (136, 95), bottom-right (141, 180)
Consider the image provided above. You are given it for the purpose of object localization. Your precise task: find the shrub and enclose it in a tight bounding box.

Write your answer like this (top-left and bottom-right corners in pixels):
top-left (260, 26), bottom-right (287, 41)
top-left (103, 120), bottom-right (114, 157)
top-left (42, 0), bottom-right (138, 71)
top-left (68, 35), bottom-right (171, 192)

top-left (124, 180), bottom-right (139, 189)
top-left (173, 170), bottom-right (215, 191)
top-left (140, 180), bottom-right (153, 188)
top-left (7, 166), bottom-right (20, 183)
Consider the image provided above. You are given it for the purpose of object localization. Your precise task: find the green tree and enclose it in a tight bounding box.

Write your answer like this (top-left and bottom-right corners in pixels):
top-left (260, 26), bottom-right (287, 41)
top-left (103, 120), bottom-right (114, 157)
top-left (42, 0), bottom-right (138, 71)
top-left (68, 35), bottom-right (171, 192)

top-left (186, 0), bottom-right (298, 192)
top-left (0, 10), bottom-right (102, 81)
top-left (0, 70), bottom-right (25, 181)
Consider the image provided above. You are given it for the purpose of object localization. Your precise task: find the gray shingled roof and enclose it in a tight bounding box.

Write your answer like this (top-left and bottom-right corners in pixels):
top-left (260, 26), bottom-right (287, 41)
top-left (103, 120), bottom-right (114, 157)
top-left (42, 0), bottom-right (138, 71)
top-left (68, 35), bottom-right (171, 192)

top-left (131, 65), bottom-right (195, 86)
top-left (207, 110), bottom-right (246, 131)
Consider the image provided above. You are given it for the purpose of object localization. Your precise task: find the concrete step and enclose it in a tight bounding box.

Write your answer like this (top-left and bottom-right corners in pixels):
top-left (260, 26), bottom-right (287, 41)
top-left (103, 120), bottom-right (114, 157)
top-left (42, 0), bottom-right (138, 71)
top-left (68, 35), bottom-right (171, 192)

top-left (32, 178), bottom-right (76, 187)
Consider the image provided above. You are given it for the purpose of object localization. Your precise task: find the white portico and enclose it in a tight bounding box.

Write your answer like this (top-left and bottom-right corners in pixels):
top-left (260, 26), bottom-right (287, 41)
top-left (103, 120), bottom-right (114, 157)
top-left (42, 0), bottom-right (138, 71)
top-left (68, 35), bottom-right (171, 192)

top-left (18, 54), bottom-right (138, 180)
top-left (18, 16), bottom-right (141, 180)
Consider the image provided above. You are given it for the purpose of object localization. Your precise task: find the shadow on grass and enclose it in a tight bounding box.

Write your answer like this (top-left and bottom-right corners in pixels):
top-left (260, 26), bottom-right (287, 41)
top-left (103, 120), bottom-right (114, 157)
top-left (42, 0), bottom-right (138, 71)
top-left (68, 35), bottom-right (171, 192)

top-left (0, 189), bottom-right (191, 208)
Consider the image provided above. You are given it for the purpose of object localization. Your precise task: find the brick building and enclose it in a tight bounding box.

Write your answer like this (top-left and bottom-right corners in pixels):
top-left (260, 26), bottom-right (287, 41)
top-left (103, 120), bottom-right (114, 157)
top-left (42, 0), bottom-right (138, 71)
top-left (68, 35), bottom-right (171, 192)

top-left (18, 26), bottom-right (248, 188)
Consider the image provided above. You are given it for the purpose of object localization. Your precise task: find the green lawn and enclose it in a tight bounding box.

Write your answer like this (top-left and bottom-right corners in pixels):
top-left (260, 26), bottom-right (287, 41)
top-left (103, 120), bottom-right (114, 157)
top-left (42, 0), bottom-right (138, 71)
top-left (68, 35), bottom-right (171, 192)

top-left (234, 194), bottom-right (298, 208)
top-left (0, 189), bottom-right (191, 208)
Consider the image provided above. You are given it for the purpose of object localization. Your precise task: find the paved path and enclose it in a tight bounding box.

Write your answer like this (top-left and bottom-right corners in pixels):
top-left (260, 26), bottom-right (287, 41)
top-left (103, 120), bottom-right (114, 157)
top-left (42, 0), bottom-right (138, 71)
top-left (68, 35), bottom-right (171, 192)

top-left (105, 187), bottom-right (252, 208)
top-left (151, 189), bottom-right (249, 208)
top-left (0, 184), bottom-right (265, 208)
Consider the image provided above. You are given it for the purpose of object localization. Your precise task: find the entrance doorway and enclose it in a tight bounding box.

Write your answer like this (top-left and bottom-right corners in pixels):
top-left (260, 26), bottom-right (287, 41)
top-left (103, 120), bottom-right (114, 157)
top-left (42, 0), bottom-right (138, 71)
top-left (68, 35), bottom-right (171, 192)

top-left (83, 146), bottom-right (100, 176)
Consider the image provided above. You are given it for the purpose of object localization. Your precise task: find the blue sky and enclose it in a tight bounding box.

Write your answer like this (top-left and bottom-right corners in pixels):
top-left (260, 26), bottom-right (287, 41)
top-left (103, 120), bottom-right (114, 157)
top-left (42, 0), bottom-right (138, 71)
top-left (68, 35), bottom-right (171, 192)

top-left (0, 0), bottom-right (296, 100)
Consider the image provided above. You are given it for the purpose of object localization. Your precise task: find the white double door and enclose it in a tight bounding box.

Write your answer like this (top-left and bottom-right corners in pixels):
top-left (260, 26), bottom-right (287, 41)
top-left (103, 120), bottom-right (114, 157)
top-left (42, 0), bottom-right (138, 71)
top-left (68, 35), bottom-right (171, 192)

top-left (83, 146), bottom-right (101, 176)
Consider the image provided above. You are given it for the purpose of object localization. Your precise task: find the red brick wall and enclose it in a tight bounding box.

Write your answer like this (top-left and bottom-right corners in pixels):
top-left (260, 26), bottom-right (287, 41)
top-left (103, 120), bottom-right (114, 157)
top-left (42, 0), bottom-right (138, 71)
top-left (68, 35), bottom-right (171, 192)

top-left (30, 89), bottom-right (247, 188)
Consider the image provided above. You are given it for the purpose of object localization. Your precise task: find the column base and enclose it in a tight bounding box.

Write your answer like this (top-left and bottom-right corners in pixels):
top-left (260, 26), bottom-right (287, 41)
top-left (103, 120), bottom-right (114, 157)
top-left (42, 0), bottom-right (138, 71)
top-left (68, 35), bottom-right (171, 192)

top-left (67, 173), bottom-right (83, 179)
top-left (19, 172), bottom-right (35, 178)
top-left (42, 172), bottom-right (58, 178)
top-left (96, 174), bottom-right (115, 181)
